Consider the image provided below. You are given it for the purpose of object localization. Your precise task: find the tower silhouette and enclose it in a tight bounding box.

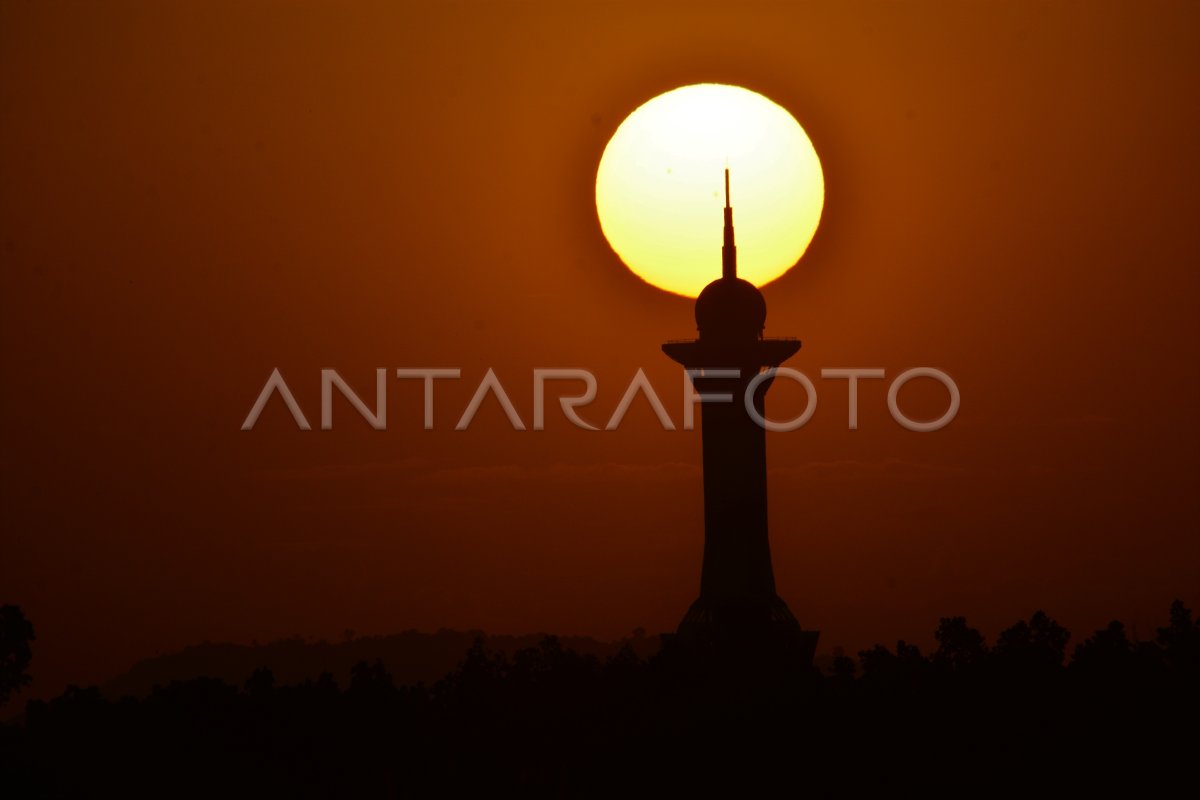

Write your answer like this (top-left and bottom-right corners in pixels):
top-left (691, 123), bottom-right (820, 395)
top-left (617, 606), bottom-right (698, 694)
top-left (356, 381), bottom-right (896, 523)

top-left (662, 170), bottom-right (819, 666)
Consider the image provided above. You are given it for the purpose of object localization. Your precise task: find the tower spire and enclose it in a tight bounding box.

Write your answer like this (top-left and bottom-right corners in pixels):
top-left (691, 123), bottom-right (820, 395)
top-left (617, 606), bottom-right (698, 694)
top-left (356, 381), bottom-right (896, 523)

top-left (722, 168), bottom-right (737, 280)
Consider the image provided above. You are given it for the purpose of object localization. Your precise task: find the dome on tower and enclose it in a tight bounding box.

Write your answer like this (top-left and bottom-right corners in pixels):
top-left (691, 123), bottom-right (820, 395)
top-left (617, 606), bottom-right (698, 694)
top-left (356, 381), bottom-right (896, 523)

top-left (695, 277), bottom-right (766, 340)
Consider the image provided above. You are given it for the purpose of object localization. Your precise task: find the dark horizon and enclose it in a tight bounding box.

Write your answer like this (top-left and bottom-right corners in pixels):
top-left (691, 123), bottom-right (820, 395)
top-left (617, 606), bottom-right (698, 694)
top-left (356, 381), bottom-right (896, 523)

top-left (4, 598), bottom-right (1198, 794)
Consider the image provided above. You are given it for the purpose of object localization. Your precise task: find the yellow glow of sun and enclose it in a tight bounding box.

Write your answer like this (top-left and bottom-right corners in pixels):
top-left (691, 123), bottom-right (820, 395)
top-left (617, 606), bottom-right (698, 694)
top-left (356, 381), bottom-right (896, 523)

top-left (595, 83), bottom-right (824, 297)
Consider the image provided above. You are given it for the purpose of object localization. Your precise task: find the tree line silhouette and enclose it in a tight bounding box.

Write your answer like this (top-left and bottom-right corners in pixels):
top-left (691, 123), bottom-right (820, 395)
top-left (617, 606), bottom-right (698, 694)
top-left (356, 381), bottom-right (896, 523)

top-left (1, 601), bottom-right (1197, 796)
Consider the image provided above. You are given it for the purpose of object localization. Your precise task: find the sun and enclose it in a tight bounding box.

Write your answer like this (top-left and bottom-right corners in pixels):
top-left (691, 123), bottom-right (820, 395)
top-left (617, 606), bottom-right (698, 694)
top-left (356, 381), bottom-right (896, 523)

top-left (595, 83), bottom-right (824, 298)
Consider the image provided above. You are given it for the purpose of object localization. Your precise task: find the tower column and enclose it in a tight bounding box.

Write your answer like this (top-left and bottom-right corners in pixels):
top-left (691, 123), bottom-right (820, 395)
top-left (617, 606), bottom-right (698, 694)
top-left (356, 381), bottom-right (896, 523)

top-left (695, 368), bottom-right (774, 605)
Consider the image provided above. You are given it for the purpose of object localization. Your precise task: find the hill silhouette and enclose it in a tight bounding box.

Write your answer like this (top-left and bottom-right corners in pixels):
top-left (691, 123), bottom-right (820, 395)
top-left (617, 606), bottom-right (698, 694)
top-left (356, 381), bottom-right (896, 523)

top-left (101, 628), bottom-right (661, 701)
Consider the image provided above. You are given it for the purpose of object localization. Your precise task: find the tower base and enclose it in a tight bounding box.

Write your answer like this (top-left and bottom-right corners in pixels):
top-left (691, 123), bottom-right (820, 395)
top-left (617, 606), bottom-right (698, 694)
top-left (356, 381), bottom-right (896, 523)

top-left (667, 594), bottom-right (820, 671)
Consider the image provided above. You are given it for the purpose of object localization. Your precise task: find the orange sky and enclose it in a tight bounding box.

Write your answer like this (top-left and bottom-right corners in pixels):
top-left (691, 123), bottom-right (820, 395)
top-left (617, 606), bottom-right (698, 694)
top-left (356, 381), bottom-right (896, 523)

top-left (2, 1), bottom-right (1198, 698)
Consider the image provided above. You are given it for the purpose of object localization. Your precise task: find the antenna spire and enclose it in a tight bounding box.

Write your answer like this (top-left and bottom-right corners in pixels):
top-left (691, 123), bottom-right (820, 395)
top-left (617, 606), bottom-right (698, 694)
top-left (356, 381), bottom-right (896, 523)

top-left (722, 168), bottom-right (737, 279)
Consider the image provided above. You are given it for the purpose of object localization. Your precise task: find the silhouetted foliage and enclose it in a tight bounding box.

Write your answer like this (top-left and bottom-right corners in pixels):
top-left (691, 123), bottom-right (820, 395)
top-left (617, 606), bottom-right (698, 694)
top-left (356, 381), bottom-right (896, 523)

top-left (994, 610), bottom-right (1071, 674)
top-left (932, 615), bottom-right (988, 672)
top-left (858, 639), bottom-right (929, 692)
top-left (830, 651), bottom-right (857, 680)
top-left (0, 605), bottom-right (35, 707)
top-left (244, 666), bottom-right (275, 697)
top-left (1071, 620), bottom-right (1134, 674)
top-left (1156, 599), bottom-right (1200, 673)
top-left (2, 601), bottom-right (1197, 796)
